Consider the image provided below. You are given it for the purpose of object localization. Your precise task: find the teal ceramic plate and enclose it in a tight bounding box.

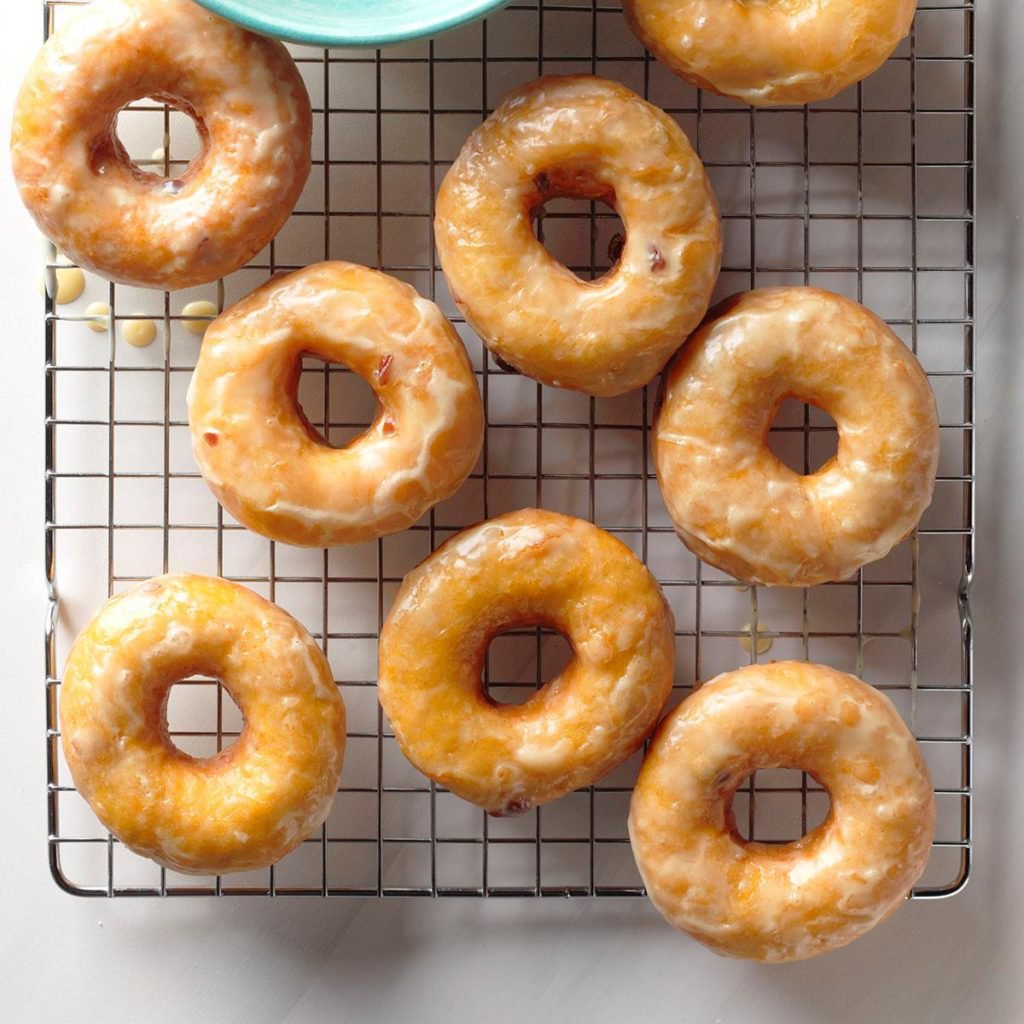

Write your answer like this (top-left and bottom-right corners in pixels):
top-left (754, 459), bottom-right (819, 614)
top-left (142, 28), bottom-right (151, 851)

top-left (195, 0), bottom-right (509, 47)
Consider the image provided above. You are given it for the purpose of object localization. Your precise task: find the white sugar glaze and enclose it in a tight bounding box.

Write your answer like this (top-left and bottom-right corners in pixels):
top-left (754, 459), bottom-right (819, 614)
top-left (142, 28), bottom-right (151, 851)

top-left (60, 574), bottom-right (346, 875)
top-left (11, 0), bottom-right (311, 289)
top-left (187, 262), bottom-right (484, 547)
top-left (623, 0), bottom-right (918, 107)
top-left (435, 75), bottom-right (721, 396)
top-left (654, 287), bottom-right (939, 586)
top-left (629, 661), bottom-right (935, 962)
top-left (378, 510), bottom-right (675, 815)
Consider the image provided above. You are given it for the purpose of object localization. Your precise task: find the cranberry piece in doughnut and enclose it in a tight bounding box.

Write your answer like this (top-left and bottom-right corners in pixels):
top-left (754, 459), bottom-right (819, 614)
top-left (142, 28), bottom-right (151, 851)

top-left (435, 75), bottom-right (722, 397)
top-left (11, 0), bottom-right (312, 290)
top-left (629, 662), bottom-right (935, 961)
top-left (378, 510), bottom-right (675, 814)
top-left (187, 262), bottom-right (484, 547)
top-left (59, 574), bottom-right (346, 875)
top-left (654, 287), bottom-right (939, 587)
top-left (623, 0), bottom-right (917, 107)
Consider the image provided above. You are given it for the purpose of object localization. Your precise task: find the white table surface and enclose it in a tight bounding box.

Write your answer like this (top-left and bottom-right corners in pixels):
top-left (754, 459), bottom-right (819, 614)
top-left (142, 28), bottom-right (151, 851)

top-left (1, 2), bottom-right (1019, 1021)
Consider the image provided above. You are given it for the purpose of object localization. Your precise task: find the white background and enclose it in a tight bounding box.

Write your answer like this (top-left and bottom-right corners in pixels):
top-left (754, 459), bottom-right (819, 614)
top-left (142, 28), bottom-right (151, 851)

top-left (1, 2), bottom-right (1020, 1021)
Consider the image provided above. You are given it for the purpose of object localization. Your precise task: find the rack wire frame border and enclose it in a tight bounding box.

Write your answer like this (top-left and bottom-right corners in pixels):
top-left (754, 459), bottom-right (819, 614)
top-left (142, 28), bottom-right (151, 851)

top-left (41, 0), bottom-right (976, 898)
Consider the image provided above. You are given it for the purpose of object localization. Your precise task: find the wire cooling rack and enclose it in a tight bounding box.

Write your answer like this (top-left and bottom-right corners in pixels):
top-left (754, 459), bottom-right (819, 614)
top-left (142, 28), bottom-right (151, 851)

top-left (43, 0), bottom-right (975, 897)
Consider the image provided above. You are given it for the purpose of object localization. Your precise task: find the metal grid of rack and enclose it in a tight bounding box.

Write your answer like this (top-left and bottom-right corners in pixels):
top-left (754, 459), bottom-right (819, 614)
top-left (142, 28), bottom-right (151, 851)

top-left (43, 0), bottom-right (975, 897)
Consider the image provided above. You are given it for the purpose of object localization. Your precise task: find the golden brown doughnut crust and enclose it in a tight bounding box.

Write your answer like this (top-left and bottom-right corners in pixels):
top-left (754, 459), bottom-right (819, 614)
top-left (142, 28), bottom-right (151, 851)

top-left (629, 662), bottom-right (935, 962)
top-left (11, 0), bottom-right (312, 289)
top-left (435, 75), bottom-right (721, 396)
top-left (60, 574), bottom-right (346, 875)
top-left (187, 262), bottom-right (484, 548)
top-left (378, 510), bottom-right (675, 814)
top-left (654, 287), bottom-right (939, 586)
top-left (623, 0), bottom-right (918, 107)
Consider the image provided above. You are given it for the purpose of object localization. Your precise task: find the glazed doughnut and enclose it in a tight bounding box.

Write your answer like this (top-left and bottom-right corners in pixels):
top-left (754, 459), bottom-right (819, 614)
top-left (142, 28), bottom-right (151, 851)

top-left (623, 0), bottom-right (917, 107)
top-left (11, 0), bottom-right (312, 289)
top-left (378, 510), bottom-right (675, 814)
top-left (435, 75), bottom-right (721, 397)
top-left (629, 662), bottom-right (935, 961)
top-left (654, 288), bottom-right (939, 586)
top-left (188, 262), bottom-right (484, 547)
top-left (60, 574), bottom-right (346, 875)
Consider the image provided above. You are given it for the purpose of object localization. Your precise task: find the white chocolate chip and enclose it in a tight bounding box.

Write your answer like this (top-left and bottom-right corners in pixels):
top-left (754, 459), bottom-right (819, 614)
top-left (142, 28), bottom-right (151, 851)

top-left (84, 301), bottom-right (111, 333)
top-left (739, 622), bottom-right (773, 656)
top-left (181, 300), bottom-right (219, 336)
top-left (123, 319), bottom-right (157, 349)
top-left (38, 265), bottom-right (86, 305)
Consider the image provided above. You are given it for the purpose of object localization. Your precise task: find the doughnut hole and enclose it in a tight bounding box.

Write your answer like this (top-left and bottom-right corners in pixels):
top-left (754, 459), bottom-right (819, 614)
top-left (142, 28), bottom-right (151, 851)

top-left (164, 679), bottom-right (242, 759)
top-left (113, 99), bottom-right (205, 184)
top-left (294, 355), bottom-right (381, 450)
top-left (532, 169), bottom-right (625, 282)
top-left (485, 627), bottom-right (573, 706)
top-left (729, 768), bottom-right (833, 843)
top-left (767, 399), bottom-right (839, 476)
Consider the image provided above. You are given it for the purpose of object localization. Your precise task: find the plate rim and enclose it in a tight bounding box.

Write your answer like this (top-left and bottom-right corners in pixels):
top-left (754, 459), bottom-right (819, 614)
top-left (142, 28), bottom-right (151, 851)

top-left (194, 0), bottom-right (510, 46)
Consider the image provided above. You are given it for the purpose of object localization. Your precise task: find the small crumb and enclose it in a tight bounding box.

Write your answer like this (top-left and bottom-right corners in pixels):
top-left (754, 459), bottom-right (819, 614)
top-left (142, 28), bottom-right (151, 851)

top-left (377, 353), bottom-right (394, 384)
top-left (492, 353), bottom-right (519, 375)
top-left (492, 796), bottom-right (531, 817)
top-left (162, 178), bottom-right (185, 196)
top-left (648, 245), bottom-right (666, 272)
top-left (381, 418), bottom-right (396, 437)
